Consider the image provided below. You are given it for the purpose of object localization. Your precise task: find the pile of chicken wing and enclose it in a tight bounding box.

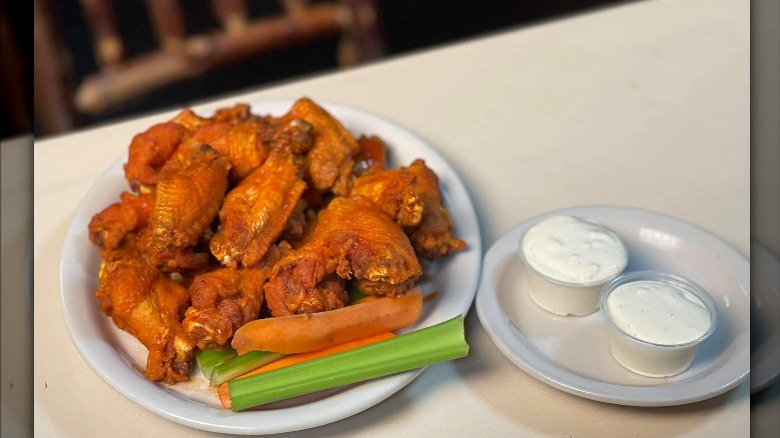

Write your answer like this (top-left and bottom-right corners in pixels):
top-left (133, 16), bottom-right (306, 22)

top-left (88, 98), bottom-right (466, 384)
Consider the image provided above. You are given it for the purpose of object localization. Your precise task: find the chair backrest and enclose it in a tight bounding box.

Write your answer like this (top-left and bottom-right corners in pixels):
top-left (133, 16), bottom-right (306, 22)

top-left (33, 0), bottom-right (383, 135)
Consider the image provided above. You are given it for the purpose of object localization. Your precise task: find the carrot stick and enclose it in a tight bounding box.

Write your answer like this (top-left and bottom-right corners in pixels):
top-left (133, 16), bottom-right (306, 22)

top-left (231, 288), bottom-right (422, 354)
top-left (218, 332), bottom-right (395, 409)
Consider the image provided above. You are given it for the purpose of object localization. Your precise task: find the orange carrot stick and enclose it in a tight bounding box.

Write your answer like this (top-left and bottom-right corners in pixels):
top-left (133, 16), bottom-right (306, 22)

top-left (218, 332), bottom-right (396, 409)
top-left (231, 288), bottom-right (422, 354)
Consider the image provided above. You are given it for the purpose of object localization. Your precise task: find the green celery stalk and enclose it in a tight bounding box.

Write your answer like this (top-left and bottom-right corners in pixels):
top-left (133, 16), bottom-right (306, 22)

top-left (195, 348), bottom-right (237, 379)
top-left (210, 350), bottom-right (286, 386)
top-left (228, 315), bottom-right (469, 411)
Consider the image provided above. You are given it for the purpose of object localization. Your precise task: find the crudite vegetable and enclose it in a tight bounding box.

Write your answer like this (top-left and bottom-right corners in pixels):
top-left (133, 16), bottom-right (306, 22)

top-left (228, 315), bottom-right (469, 411)
top-left (210, 350), bottom-right (286, 386)
top-left (231, 288), bottom-right (424, 354)
top-left (195, 347), bottom-right (237, 378)
top-left (218, 332), bottom-right (396, 408)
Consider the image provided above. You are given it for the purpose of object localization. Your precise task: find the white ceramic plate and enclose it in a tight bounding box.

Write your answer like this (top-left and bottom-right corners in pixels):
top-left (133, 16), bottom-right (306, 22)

top-left (59, 100), bottom-right (482, 434)
top-left (475, 206), bottom-right (750, 406)
top-left (750, 242), bottom-right (780, 393)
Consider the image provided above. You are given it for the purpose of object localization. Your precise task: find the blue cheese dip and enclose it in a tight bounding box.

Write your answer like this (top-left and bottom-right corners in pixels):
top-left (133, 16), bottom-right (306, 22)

top-left (600, 272), bottom-right (718, 377)
top-left (519, 215), bottom-right (628, 316)
top-left (605, 280), bottom-right (712, 346)
top-left (521, 215), bottom-right (628, 285)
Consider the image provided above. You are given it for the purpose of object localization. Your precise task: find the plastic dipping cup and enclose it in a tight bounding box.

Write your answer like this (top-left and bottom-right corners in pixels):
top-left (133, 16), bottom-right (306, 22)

top-left (518, 215), bottom-right (629, 316)
top-left (600, 272), bottom-right (718, 377)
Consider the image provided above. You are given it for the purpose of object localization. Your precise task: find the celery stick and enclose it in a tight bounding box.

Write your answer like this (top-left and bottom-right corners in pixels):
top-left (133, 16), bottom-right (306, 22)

top-left (195, 348), bottom-right (237, 378)
top-left (210, 350), bottom-right (286, 386)
top-left (228, 315), bottom-right (469, 411)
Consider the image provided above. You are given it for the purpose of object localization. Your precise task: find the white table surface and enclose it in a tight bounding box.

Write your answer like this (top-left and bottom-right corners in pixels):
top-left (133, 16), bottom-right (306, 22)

top-left (32, 0), bottom-right (757, 436)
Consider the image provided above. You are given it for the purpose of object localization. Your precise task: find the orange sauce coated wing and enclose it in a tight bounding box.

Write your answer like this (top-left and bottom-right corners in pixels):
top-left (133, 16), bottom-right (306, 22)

top-left (141, 146), bottom-right (229, 270)
top-left (285, 97), bottom-right (359, 195)
top-left (264, 196), bottom-right (422, 317)
top-left (210, 151), bottom-right (306, 269)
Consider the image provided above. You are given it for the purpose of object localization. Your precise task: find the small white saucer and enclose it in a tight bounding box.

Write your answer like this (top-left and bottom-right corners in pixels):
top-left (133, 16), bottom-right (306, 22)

top-left (475, 206), bottom-right (750, 406)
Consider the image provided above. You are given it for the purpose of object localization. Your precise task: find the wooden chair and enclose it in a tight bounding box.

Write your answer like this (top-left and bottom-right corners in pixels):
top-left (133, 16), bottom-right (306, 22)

top-left (33, 0), bottom-right (384, 135)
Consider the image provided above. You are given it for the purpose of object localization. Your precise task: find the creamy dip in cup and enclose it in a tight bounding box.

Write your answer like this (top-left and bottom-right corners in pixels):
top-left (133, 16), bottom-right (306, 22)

top-left (518, 215), bottom-right (628, 316)
top-left (600, 271), bottom-right (718, 377)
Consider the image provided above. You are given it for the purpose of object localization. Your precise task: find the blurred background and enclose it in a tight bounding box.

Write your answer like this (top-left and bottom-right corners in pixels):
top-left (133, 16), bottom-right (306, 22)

top-left (12, 0), bottom-right (627, 138)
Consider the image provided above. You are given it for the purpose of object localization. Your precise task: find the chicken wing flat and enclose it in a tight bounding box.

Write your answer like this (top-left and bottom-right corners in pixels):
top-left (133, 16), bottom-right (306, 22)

top-left (94, 257), bottom-right (195, 384)
top-left (182, 245), bottom-right (284, 349)
top-left (280, 98), bottom-right (359, 195)
top-left (351, 159), bottom-right (466, 260)
top-left (141, 145), bottom-right (229, 270)
top-left (210, 150), bottom-right (306, 268)
top-left (264, 196), bottom-right (422, 317)
top-left (88, 192), bottom-right (155, 252)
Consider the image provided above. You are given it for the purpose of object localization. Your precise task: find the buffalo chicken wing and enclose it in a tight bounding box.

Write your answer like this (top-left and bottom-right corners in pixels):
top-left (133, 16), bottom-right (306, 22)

top-left (405, 159), bottom-right (467, 260)
top-left (264, 196), bottom-right (422, 317)
top-left (124, 122), bottom-right (189, 191)
top-left (210, 151), bottom-right (306, 269)
top-left (350, 159), bottom-right (466, 260)
top-left (95, 258), bottom-right (195, 384)
top-left (140, 145), bottom-right (229, 270)
top-left (182, 244), bottom-right (285, 349)
top-left (88, 192), bottom-right (155, 252)
top-left (280, 98), bottom-right (359, 195)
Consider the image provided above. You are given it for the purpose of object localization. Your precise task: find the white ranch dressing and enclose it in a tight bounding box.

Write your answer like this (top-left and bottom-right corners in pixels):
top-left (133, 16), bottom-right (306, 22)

top-left (521, 215), bottom-right (628, 284)
top-left (606, 280), bottom-right (712, 345)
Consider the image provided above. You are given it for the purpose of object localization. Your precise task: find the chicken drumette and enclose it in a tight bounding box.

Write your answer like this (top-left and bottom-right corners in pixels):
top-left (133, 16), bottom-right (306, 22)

top-left (350, 159), bottom-right (466, 260)
top-left (182, 244), bottom-right (287, 350)
top-left (264, 196), bottom-right (422, 317)
top-left (277, 98), bottom-right (360, 196)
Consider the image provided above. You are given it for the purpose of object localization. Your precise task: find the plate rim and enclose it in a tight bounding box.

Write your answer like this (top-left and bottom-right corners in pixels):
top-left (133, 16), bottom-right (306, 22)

top-left (475, 205), bottom-right (750, 406)
top-left (59, 99), bottom-right (482, 434)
